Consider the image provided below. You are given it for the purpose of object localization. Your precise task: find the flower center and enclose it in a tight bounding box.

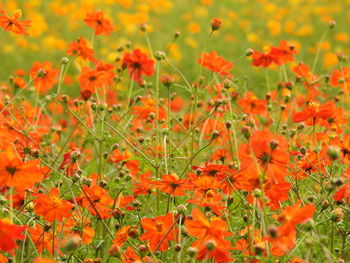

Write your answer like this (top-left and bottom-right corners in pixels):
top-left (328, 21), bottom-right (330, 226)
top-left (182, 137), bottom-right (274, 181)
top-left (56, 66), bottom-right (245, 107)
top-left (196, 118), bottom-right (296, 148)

top-left (6, 166), bottom-right (17, 176)
top-left (307, 100), bottom-right (320, 112)
top-left (51, 197), bottom-right (62, 208)
top-left (155, 221), bottom-right (163, 232)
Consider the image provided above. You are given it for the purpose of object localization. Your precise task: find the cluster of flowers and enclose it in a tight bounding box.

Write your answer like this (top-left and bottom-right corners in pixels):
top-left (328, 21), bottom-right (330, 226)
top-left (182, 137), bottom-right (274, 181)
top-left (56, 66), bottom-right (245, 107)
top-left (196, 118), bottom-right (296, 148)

top-left (0, 6), bottom-right (350, 263)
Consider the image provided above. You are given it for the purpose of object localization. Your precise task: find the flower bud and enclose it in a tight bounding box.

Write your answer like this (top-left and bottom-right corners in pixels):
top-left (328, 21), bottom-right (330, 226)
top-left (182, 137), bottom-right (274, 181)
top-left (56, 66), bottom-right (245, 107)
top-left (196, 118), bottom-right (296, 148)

top-left (211, 18), bottom-right (222, 31)
top-left (331, 208), bottom-right (344, 223)
top-left (245, 48), bottom-right (254, 57)
top-left (154, 51), bottom-right (166, 61)
top-left (328, 20), bottom-right (336, 29)
top-left (188, 247), bottom-right (198, 257)
top-left (61, 57), bottom-right (69, 65)
top-left (268, 225), bottom-right (278, 238)
top-left (327, 146), bottom-right (340, 161)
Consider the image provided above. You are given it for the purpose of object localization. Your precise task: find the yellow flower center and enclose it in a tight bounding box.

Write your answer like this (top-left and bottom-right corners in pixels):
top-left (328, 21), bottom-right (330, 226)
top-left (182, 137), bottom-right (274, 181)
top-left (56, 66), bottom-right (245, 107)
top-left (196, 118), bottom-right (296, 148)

top-left (307, 100), bottom-right (320, 112)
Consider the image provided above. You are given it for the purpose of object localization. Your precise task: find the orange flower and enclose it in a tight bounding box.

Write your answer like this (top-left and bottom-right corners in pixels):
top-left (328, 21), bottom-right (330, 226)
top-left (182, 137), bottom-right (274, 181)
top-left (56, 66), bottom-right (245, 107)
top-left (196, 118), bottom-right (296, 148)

top-left (63, 214), bottom-right (95, 244)
top-left (133, 96), bottom-right (166, 122)
top-left (268, 201), bottom-right (315, 255)
top-left (185, 208), bottom-right (231, 243)
top-left (239, 130), bottom-right (289, 183)
top-left (34, 188), bottom-right (73, 222)
top-left (111, 226), bottom-right (131, 247)
top-left (269, 40), bottom-right (297, 65)
top-left (66, 37), bottom-right (95, 62)
top-left (29, 61), bottom-right (59, 94)
top-left (292, 99), bottom-right (335, 126)
top-left (109, 150), bottom-right (139, 176)
top-left (0, 147), bottom-right (44, 189)
top-left (0, 219), bottom-right (27, 255)
top-left (185, 208), bottom-right (233, 262)
top-left (198, 51), bottom-right (233, 78)
top-left (0, 9), bottom-right (31, 35)
top-left (132, 171), bottom-right (155, 196)
top-left (140, 213), bottom-right (176, 252)
top-left (58, 147), bottom-right (81, 177)
top-left (79, 66), bottom-right (110, 93)
top-left (84, 11), bottom-right (114, 36)
top-left (211, 148), bottom-right (230, 163)
top-left (153, 174), bottom-right (188, 196)
top-left (33, 257), bottom-right (56, 263)
top-left (63, 213), bottom-right (95, 244)
top-left (122, 49), bottom-right (155, 82)
top-left (237, 92), bottom-right (267, 115)
top-left (196, 239), bottom-right (233, 263)
top-left (330, 67), bottom-right (350, 94)
top-left (334, 167), bottom-right (350, 203)
top-left (81, 183), bottom-right (113, 219)
top-left (0, 254), bottom-right (6, 263)
top-left (187, 190), bottom-right (226, 216)
top-left (28, 224), bottom-right (58, 255)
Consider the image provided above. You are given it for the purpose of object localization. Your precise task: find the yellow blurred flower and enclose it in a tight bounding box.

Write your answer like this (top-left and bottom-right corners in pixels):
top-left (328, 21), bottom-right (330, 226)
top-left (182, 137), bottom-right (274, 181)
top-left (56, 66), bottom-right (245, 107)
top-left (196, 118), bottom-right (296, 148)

top-left (187, 22), bottom-right (201, 34)
top-left (335, 33), bottom-right (349, 42)
top-left (323, 52), bottom-right (338, 69)
top-left (168, 43), bottom-right (182, 62)
top-left (185, 37), bottom-right (198, 49)
top-left (28, 13), bottom-right (48, 37)
top-left (284, 20), bottom-right (296, 34)
top-left (42, 36), bottom-right (66, 51)
top-left (267, 19), bottom-right (281, 36)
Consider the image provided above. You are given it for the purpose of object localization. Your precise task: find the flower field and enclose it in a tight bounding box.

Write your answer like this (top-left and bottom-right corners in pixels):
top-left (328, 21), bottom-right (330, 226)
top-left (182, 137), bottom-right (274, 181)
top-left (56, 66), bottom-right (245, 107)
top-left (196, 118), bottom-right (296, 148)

top-left (1, 0), bottom-right (350, 262)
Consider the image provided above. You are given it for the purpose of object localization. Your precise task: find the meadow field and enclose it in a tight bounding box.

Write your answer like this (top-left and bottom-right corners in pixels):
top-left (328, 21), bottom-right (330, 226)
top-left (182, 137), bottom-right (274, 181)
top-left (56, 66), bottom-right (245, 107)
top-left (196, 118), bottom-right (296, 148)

top-left (1, 0), bottom-right (350, 262)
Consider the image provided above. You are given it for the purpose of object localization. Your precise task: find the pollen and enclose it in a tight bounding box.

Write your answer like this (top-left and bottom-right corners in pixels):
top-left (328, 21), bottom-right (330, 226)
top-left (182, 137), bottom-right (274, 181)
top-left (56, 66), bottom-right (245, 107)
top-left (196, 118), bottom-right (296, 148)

top-left (307, 100), bottom-right (320, 112)
top-left (51, 197), bottom-right (62, 208)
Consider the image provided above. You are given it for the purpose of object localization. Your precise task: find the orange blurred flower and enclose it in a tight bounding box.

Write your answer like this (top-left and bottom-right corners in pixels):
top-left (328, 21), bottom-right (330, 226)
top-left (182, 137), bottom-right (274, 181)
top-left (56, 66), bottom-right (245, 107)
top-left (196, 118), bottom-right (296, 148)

top-left (0, 9), bottom-right (31, 35)
top-left (198, 51), bottom-right (233, 78)
top-left (84, 11), bottom-right (114, 36)
top-left (0, 219), bottom-right (26, 255)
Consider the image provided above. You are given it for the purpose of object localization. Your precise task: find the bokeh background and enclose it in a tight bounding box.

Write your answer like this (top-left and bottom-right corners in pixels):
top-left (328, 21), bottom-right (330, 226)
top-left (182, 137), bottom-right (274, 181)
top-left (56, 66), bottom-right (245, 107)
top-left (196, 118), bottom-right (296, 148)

top-left (1, 0), bottom-right (350, 89)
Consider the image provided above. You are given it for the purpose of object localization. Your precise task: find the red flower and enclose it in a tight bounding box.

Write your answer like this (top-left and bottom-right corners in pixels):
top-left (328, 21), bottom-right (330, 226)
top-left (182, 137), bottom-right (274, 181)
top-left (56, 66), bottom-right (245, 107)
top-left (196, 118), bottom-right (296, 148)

top-left (251, 49), bottom-right (274, 68)
top-left (84, 11), bottom-right (114, 36)
top-left (0, 9), bottom-right (31, 35)
top-left (0, 219), bottom-right (27, 255)
top-left (122, 49), bottom-right (155, 82)
top-left (198, 51), bottom-right (233, 78)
